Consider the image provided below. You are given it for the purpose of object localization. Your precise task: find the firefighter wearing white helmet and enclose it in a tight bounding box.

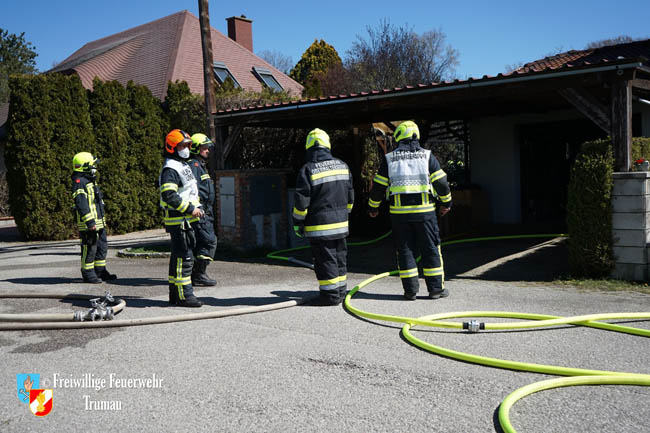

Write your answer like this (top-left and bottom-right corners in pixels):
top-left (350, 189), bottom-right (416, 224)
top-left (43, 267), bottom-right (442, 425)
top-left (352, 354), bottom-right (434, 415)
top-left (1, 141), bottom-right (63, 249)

top-left (71, 152), bottom-right (117, 283)
top-left (159, 129), bottom-right (204, 307)
top-left (188, 133), bottom-right (217, 287)
top-left (292, 128), bottom-right (355, 305)
top-left (368, 121), bottom-right (452, 300)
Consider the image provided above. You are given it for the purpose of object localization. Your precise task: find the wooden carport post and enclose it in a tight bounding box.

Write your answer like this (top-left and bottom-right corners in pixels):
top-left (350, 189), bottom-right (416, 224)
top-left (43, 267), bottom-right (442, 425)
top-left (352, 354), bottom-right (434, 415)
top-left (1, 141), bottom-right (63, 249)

top-left (611, 77), bottom-right (632, 172)
top-left (198, 0), bottom-right (221, 170)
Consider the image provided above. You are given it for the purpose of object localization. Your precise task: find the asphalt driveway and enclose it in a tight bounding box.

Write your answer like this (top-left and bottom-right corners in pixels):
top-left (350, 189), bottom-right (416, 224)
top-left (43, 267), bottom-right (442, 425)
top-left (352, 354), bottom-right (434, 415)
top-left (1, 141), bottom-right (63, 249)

top-left (0, 226), bottom-right (649, 432)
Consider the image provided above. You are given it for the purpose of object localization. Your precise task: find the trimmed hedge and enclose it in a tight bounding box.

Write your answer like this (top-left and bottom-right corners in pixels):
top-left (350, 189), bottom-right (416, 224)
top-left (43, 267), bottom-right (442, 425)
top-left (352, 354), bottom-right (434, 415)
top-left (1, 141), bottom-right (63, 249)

top-left (567, 139), bottom-right (614, 277)
top-left (6, 73), bottom-right (304, 240)
top-left (6, 74), bottom-right (172, 240)
top-left (567, 137), bottom-right (650, 278)
top-left (5, 74), bottom-right (95, 239)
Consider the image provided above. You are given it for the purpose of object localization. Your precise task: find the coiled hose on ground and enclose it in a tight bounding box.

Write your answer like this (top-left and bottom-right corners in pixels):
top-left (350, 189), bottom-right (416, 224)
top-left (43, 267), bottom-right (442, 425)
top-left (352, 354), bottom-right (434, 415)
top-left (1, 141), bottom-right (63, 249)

top-left (270, 232), bottom-right (650, 433)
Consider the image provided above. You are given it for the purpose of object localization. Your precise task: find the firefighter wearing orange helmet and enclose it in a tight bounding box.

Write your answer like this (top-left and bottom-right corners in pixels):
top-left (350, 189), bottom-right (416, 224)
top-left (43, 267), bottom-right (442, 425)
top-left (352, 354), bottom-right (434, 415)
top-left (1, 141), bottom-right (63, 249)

top-left (159, 129), bottom-right (204, 307)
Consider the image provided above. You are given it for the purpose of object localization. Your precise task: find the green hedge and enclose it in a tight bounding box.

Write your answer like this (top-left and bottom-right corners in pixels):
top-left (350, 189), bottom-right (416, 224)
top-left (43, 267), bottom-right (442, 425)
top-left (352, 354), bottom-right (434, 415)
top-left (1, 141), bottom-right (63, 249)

top-left (5, 74), bottom-right (95, 239)
top-left (6, 73), bottom-right (303, 240)
top-left (567, 137), bottom-right (650, 278)
top-left (567, 138), bottom-right (614, 277)
top-left (6, 74), bottom-right (174, 240)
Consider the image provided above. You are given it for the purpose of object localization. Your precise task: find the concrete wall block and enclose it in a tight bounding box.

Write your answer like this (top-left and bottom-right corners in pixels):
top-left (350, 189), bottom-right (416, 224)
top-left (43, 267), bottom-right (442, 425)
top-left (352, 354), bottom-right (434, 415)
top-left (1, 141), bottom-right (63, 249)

top-left (612, 229), bottom-right (650, 247)
top-left (611, 195), bottom-right (650, 212)
top-left (612, 174), bottom-right (650, 196)
top-left (611, 263), bottom-right (647, 281)
top-left (612, 246), bottom-right (647, 264)
top-left (611, 212), bottom-right (650, 230)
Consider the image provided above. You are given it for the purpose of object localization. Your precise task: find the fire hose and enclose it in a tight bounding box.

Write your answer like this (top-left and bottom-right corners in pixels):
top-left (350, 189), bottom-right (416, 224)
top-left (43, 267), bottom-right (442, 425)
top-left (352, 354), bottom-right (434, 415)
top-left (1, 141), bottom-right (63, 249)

top-left (269, 232), bottom-right (650, 433)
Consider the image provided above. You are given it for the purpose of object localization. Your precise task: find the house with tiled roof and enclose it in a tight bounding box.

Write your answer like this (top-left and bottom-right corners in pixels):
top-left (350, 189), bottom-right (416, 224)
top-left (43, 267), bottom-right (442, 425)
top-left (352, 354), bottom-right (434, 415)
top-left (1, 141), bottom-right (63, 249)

top-left (0, 10), bottom-right (303, 172)
top-left (48, 10), bottom-right (303, 99)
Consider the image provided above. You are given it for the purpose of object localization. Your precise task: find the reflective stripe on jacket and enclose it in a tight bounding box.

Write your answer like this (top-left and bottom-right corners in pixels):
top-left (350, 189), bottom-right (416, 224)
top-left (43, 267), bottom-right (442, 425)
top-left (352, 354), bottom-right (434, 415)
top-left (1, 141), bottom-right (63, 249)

top-left (72, 173), bottom-right (106, 231)
top-left (293, 147), bottom-right (354, 240)
top-left (159, 158), bottom-right (200, 226)
top-left (189, 158), bottom-right (215, 214)
top-left (368, 139), bottom-right (452, 220)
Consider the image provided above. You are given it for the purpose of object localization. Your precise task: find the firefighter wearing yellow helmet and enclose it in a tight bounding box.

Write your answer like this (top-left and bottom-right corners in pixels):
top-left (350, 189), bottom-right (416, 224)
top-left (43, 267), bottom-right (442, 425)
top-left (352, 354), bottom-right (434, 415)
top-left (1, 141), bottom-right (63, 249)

top-left (368, 121), bottom-right (452, 300)
top-left (292, 128), bottom-right (355, 305)
top-left (71, 152), bottom-right (117, 283)
top-left (159, 129), bottom-right (204, 307)
top-left (188, 133), bottom-right (217, 287)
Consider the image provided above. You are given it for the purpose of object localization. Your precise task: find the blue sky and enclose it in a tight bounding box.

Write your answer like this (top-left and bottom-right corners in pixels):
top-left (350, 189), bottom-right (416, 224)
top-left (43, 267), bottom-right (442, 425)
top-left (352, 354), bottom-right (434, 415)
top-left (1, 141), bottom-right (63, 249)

top-left (2, 0), bottom-right (649, 80)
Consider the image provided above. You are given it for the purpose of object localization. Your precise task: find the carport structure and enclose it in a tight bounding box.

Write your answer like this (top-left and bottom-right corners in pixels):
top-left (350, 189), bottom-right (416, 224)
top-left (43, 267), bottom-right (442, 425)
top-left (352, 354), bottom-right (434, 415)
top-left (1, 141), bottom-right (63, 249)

top-left (212, 54), bottom-right (650, 175)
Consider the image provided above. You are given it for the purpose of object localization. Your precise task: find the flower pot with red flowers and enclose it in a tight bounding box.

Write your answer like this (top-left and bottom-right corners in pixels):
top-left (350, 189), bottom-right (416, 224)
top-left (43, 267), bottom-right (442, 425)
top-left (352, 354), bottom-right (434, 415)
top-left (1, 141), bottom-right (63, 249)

top-left (634, 158), bottom-right (650, 171)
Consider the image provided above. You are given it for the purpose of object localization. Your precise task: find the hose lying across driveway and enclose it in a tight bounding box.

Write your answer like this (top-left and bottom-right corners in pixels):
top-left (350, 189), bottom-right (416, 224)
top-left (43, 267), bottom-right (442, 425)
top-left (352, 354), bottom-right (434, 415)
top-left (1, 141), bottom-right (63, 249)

top-left (340, 233), bottom-right (650, 433)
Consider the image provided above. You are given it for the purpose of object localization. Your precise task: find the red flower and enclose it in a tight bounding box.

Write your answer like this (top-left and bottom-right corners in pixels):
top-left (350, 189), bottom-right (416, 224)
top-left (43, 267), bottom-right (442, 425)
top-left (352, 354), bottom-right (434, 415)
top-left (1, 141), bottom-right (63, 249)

top-left (635, 159), bottom-right (647, 164)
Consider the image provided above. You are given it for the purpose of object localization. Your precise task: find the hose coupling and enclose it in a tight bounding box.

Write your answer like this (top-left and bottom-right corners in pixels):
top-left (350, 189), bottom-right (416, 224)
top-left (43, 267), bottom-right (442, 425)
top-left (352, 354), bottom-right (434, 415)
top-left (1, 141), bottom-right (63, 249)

top-left (462, 320), bottom-right (484, 333)
top-left (73, 293), bottom-right (116, 321)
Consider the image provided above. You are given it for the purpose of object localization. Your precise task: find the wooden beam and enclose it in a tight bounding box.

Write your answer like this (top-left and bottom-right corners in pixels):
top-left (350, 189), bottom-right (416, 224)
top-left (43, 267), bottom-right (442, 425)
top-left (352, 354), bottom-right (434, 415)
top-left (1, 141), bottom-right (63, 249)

top-left (631, 78), bottom-right (650, 92)
top-left (558, 87), bottom-right (610, 133)
top-left (611, 79), bottom-right (632, 172)
top-left (222, 123), bottom-right (245, 161)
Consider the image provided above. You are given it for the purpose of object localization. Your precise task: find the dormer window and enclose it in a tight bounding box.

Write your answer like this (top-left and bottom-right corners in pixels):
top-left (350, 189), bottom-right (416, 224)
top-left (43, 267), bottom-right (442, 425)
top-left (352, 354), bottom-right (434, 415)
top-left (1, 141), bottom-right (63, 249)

top-left (213, 61), bottom-right (240, 88)
top-left (253, 66), bottom-right (283, 91)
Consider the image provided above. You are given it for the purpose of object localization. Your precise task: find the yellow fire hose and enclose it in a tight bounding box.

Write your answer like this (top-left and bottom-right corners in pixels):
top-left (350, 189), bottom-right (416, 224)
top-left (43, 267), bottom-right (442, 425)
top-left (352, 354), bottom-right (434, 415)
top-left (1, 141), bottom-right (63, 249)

top-left (270, 232), bottom-right (650, 433)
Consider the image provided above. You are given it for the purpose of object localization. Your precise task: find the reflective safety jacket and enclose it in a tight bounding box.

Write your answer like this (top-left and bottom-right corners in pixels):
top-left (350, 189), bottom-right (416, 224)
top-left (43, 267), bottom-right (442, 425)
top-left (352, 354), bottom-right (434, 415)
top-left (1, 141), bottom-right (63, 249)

top-left (293, 147), bottom-right (354, 240)
top-left (189, 157), bottom-right (215, 215)
top-left (72, 172), bottom-right (106, 232)
top-left (159, 158), bottom-right (201, 226)
top-left (368, 139), bottom-right (452, 221)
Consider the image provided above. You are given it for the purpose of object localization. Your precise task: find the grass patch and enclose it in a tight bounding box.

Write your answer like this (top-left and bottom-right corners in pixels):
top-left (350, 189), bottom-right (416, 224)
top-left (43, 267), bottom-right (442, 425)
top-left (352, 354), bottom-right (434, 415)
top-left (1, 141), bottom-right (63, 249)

top-left (127, 244), bottom-right (170, 254)
top-left (552, 278), bottom-right (650, 294)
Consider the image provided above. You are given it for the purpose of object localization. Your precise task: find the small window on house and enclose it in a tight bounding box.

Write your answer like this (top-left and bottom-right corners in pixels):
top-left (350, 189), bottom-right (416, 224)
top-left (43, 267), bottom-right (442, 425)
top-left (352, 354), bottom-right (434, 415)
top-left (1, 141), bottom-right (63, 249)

top-left (253, 67), bottom-right (283, 91)
top-left (213, 62), bottom-right (240, 88)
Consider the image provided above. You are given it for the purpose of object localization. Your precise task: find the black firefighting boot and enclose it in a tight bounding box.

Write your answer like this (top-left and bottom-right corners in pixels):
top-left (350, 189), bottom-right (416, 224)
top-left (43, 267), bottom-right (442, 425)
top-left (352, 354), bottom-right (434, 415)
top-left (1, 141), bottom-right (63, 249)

top-left (192, 259), bottom-right (217, 287)
top-left (168, 284), bottom-right (178, 305)
top-left (169, 284), bottom-right (202, 307)
top-left (95, 267), bottom-right (117, 281)
top-left (175, 295), bottom-right (203, 308)
top-left (82, 269), bottom-right (102, 284)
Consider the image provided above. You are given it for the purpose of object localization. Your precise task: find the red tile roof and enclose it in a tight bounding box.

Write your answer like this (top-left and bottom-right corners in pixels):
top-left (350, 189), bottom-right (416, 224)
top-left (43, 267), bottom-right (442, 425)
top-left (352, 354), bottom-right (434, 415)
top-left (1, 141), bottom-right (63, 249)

top-left (517, 39), bottom-right (650, 73)
top-left (50, 10), bottom-right (303, 100)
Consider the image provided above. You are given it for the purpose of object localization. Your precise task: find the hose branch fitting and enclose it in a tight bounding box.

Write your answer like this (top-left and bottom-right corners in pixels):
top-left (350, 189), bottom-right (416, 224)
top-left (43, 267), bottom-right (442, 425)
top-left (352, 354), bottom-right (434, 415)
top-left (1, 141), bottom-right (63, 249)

top-left (462, 320), bottom-right (484, 333)
top-left (73, 291), bottom-right (116, 322)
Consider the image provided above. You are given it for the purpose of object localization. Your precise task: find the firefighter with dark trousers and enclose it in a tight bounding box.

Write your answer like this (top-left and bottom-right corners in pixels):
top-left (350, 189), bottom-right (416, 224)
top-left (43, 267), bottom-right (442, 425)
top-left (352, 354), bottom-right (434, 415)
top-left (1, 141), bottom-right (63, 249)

top-left (71, 152), bottom-right (117, 284)
top-left (188, 133), bottom-right (217, 287)
top-left (293, 128), bottom-right (354, 306)
top-left (159, 129), bottom-right (204, 308)
top-left (368, 121), bottom-right (452, 300)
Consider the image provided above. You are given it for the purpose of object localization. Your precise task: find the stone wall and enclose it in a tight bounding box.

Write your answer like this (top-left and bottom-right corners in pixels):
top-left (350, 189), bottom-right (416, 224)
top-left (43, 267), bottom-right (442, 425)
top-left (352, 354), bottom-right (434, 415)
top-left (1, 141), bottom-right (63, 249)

top-left (611, 171), bottom-right (650, 280)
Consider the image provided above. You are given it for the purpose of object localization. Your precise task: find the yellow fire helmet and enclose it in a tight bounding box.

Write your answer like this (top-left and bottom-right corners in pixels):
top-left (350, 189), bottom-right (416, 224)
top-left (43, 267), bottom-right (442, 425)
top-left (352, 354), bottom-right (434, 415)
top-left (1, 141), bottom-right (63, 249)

top-left (72, 152), bottom-right (97, 172)
top-left (190, 133), bottom-right (214, 154)
top-left (393, 121), bottom-right (420, 143)
top-left (305, 128), bottom-right (331, 150)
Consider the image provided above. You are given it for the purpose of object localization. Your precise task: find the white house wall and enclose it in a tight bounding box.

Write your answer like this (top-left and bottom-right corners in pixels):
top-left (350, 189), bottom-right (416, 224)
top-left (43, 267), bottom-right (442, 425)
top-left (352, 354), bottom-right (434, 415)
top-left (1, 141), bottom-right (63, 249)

top-left (470, 110), bottom-right (586, 224)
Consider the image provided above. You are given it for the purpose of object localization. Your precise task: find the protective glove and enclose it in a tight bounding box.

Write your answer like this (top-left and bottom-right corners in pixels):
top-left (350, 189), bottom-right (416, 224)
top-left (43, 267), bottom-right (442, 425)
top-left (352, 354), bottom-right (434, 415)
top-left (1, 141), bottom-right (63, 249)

top-left (293, 225), bottom-right (304, 238)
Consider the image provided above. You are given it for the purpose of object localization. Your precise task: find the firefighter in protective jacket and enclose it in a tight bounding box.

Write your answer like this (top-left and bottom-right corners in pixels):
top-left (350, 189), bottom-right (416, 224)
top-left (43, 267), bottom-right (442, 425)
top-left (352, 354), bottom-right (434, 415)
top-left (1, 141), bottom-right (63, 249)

top-left (368, 121), bottom-right (452, 300)
top-left (71, 152), bottom-right (117, 283)
top-left (188, 133), bottom-right (217, 287)
top-left (293, 128), bottom-right (354, 305)
top-left (159, 129), bottom-right (204, 307)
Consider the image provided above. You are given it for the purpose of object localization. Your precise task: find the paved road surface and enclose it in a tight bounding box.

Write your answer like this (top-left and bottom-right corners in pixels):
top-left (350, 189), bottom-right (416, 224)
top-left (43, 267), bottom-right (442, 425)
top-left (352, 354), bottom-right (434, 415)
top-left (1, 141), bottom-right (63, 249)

top-left (1, 227), bottom-right (649, 432)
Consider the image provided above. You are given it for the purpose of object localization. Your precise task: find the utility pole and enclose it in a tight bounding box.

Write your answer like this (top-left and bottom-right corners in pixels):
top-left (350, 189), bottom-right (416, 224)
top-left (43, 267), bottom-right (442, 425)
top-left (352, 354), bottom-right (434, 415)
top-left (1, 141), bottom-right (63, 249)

top-left (198, 0), bottom-right (221, 170)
